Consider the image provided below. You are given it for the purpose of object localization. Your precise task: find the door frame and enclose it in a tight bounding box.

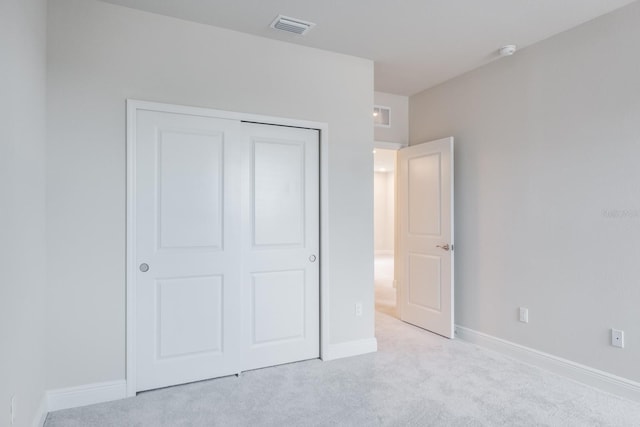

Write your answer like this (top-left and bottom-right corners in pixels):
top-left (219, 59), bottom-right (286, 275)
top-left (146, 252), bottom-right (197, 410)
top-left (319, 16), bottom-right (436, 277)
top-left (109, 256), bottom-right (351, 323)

top-left (125, 99), bottom-right (329, 396)
top-left (374, 140), bottom-right (406, 150)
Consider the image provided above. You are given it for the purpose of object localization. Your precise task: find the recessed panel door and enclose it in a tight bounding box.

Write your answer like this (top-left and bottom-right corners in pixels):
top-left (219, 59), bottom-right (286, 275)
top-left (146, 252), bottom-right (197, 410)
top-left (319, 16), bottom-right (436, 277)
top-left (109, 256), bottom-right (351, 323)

top-left (240, 123), bottom-right (320, 371)
top-left (135, 110), bottom-right (243, 391)
top-left (397, 137), bottom-right (454, 338)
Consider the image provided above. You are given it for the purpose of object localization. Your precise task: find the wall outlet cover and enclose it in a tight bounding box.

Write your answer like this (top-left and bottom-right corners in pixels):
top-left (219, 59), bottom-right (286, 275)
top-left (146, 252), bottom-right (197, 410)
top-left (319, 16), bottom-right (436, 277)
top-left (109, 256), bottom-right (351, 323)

top-left (611, 329), bottom-right (624, 348)
top-left (519, 307), bottom-right (529, 323)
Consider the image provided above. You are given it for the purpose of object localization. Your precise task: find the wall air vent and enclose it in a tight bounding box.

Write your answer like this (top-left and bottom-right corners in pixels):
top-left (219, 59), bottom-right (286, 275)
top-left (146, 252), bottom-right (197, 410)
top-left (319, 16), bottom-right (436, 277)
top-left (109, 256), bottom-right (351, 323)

top-left (270, 15), bottom-right (316, 35)
top-left (373, 105), bottom-right (391, 128)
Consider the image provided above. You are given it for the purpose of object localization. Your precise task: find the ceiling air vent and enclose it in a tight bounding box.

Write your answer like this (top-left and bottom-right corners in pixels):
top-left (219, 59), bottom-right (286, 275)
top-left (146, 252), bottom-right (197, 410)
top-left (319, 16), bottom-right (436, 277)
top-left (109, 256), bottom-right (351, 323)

top-left (270, 15), bottom-right (316, 35)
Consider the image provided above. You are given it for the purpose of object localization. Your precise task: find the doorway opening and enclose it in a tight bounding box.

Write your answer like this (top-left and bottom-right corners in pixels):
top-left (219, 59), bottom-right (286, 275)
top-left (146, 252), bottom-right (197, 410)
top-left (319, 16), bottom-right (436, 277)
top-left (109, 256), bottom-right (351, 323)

top-left (374, 137), bottom-right (455, 338)
top-left (373, 147), bottom-right (398, 318)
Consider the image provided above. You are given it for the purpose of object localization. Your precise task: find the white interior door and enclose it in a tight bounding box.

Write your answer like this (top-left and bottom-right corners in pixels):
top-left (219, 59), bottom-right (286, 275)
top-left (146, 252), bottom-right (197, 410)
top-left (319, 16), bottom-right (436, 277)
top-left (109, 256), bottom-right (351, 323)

top-left (135, 111), bottom-right (243, 391)
top-left (397, 137), bottom-right (454, 338)
top-left (133, 107), bottom-right (320, 392)
top-left (241, 123), bottom-right (319, 371)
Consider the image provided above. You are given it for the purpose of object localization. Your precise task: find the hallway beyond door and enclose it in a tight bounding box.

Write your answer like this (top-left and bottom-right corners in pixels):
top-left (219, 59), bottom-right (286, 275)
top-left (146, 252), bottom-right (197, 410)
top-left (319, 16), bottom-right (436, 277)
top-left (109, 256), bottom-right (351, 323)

top-left (375, 254), bottom-right (396, 318)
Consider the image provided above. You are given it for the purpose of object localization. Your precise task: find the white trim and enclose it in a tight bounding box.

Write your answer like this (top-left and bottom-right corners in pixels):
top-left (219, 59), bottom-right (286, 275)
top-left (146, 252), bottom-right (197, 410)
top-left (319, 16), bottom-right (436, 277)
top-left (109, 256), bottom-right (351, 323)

top-left (126, 99), bottom-right (330, 394)
top-left (374, 140), bottom-right (406, 150)
top-left (47, 380), bottom-right (127, 412)
top-left (127, 99), bottom-right (328, 130)
top-left (455, 325), bottom-right (640, 402)
top-left (32, 394), bottom-right (48, 427)
top-left (319, 125), bottom-right (331, 361)
top-left (126, 100), bottom-right (137, 397)
top-left (322, 338), bottom-right (378, 361)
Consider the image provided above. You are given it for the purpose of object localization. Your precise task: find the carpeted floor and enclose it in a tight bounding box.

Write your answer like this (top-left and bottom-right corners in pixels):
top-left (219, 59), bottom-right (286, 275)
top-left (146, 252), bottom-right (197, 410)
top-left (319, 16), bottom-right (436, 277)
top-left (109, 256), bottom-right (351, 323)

top-left (45, 258), bottom-right (640, 426)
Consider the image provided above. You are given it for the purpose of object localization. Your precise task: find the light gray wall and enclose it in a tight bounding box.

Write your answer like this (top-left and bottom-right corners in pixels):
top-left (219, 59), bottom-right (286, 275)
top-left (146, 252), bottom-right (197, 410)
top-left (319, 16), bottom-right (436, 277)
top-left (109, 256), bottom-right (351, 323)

top-left (47, 0), bottom-right (374, 389)
top-left (410, 2), bottom-right (640, 381)
top-left (374, 92), bottom-right (408, 144)
top-left (0, 0), bottom-right (48, 425)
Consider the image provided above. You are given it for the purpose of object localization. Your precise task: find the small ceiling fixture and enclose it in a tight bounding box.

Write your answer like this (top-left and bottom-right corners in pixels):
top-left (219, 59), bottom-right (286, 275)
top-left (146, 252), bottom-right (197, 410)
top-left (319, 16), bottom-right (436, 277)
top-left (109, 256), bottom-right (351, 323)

top-left (499, 45), bottom-right (517, 57)
top-left (270, 15), bottom-right (316, 35)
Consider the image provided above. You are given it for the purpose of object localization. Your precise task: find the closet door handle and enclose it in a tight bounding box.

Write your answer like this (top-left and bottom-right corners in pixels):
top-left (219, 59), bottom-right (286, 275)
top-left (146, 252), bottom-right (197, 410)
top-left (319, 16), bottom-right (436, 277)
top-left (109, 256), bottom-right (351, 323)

top-left (436, 244), bottom-right (450, 251)
top-left (139, 263), bottom-right (150, 272)
top-left (309, 255), bottom-right (317, 262)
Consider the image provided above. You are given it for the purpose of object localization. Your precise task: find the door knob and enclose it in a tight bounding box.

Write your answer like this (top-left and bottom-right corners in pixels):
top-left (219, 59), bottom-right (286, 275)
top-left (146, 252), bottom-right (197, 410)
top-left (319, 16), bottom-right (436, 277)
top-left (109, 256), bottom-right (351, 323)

top-left (309, 255), bottom-right (317, 262)
top-left (436, 244), bottom-right (450, 251)
top-left (139, 263), bottom-right (150, 272)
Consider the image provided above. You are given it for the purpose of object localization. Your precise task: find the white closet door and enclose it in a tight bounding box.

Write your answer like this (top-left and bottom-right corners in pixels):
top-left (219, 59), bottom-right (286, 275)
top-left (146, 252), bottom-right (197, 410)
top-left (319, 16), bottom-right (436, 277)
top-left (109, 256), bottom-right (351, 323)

top-left (240, 123), bottom-right (320, 371)
top-left (133, 107), bottom-right (321, 392)
top-left (135, 110), bottom-right (243, 391)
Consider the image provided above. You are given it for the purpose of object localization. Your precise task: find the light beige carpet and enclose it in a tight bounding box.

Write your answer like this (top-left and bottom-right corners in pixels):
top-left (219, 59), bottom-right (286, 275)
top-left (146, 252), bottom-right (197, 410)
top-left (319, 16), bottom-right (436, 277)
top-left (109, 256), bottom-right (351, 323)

top-left (46, 258), bottom-right (640, 426)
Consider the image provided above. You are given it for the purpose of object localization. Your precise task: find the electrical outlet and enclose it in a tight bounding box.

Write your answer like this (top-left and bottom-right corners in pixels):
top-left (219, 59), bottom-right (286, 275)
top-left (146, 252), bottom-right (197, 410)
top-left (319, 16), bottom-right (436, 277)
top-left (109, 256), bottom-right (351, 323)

top-left (355, 302), bottom-right (363, 317)
top-left (519, 307), bottom-right (529, 323)
top-left (611, 329), bottom-right (625, 348)
top-left (10, 395), bottom-right (15, 426)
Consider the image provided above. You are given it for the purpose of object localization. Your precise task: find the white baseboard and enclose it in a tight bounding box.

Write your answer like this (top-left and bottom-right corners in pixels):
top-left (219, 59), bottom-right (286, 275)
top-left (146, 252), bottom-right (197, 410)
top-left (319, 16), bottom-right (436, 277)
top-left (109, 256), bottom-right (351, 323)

top-left (47, 380), bottom-right (127, 412)
top-left (455, 325), bottom-right (640, 402)
top-left (322, 338), bottom-right (378, 361)
top-left (32, 394), bottom-right (48, 427)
